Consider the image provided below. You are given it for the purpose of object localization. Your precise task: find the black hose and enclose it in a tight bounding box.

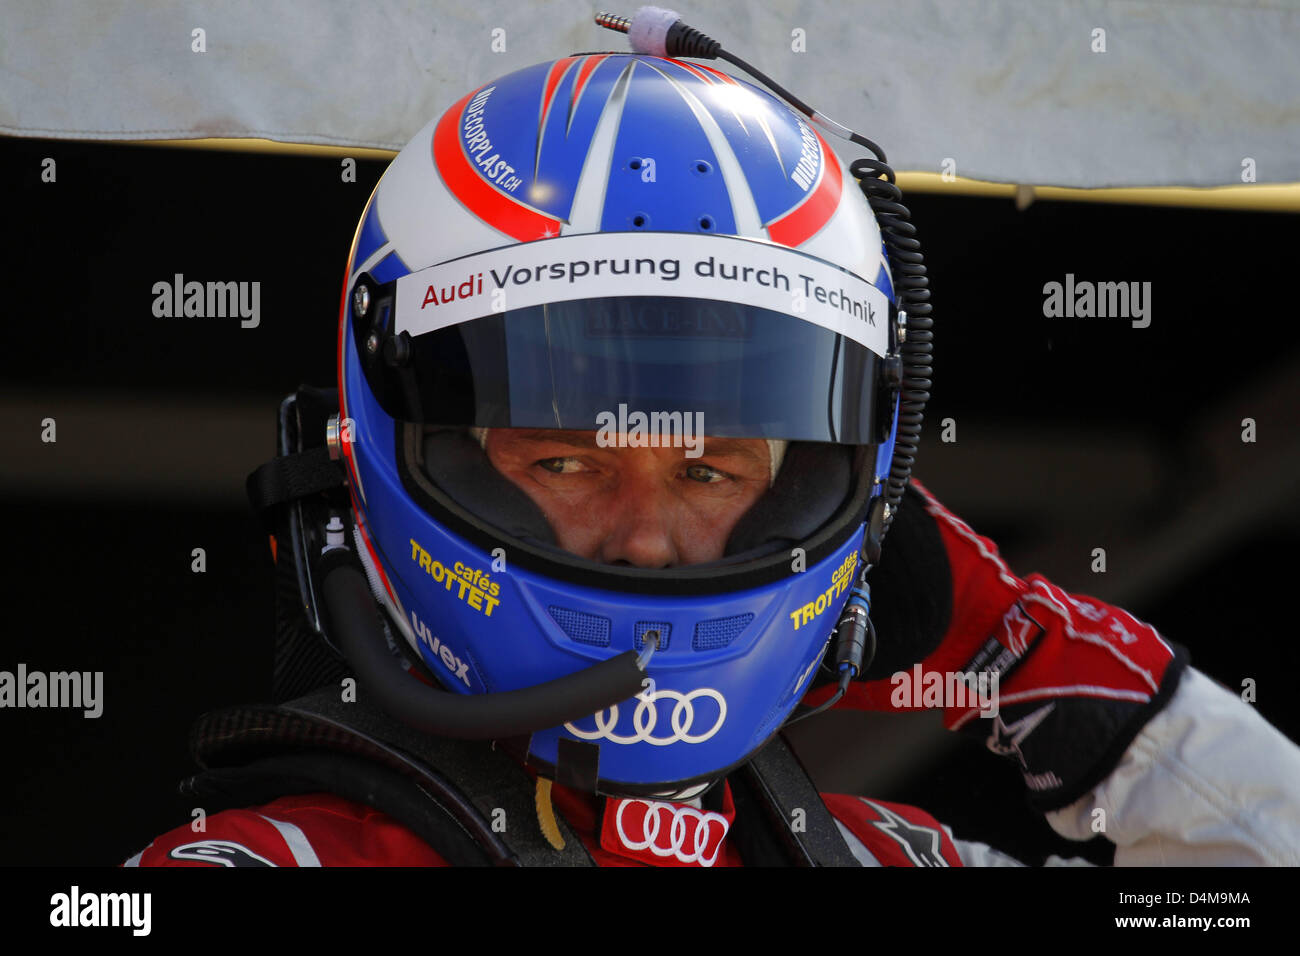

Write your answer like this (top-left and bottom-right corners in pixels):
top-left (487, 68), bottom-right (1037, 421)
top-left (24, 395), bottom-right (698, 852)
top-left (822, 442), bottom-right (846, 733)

top-left (317, 549), bottom-right (648, 740)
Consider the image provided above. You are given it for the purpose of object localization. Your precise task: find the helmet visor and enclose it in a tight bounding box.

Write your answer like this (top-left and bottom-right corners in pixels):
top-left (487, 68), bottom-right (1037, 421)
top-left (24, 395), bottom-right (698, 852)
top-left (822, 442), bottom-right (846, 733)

top-left (354, 232), bottom-right (892, 444)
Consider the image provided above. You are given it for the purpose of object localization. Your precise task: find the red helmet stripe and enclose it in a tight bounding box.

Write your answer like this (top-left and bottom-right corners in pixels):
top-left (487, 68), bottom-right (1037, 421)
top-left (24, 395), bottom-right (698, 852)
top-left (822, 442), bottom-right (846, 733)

top-left (691, 63), bottom-right (741, 86)
top-left (354, 509), bottom-right (398, 604)
top-left (765, 130), bottom-right (843, 248)
top-left (335, 263), bottom-right (351, 465)
top-left (336, 263), bottom-right (369, 510)
top-left (569, 54), bottom-right (611, 117)
top-left (433, 89), bottom-right (562, 241)
top-left (537, 56), bottom-right (580, 174)
top-left (540, 56), bottom-right (579, 128)
top-left (672, 60), bottom-right (718, 85)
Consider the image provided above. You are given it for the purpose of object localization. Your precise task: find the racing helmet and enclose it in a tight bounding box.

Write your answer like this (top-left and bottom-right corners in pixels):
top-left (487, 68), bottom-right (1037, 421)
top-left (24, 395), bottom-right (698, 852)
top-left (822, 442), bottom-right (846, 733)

top-left (334, 52), bottom-right (909, 797)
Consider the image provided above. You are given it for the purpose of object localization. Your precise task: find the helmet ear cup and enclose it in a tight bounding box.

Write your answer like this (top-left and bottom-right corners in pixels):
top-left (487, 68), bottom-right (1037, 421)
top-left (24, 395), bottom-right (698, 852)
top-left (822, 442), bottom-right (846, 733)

top-left (723, 442), bottom-right (854, 558)
top-left (420, 428), bottom-right (557, 546)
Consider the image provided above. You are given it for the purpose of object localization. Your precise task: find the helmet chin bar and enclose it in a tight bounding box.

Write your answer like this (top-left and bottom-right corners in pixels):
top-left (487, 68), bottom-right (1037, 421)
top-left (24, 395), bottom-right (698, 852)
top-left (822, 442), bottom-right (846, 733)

top-left (313, 545), bottom-right (650, 740)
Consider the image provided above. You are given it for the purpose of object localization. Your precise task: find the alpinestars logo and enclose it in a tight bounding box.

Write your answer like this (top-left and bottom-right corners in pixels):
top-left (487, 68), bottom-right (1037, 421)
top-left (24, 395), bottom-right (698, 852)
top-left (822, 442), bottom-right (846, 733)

top-left (987, 702), bottom-right (1064, 792)
top-left (862, 799), bottom-right (949, 867)
top-left (167, 840), bottom-right (277, 867)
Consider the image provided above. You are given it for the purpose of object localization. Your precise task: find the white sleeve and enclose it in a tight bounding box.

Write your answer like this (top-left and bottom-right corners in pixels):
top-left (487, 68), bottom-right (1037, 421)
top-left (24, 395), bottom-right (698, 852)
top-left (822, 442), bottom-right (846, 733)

top-left (1045, 667), bottom-right (1300, 865)
top-left (947, 831), bottom-right (1095, 867)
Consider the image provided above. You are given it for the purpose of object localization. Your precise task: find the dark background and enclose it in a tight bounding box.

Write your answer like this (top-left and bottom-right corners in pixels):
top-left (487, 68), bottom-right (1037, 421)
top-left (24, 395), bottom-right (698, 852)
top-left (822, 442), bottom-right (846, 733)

top-left (1, 136), bottom-right (1296, 865)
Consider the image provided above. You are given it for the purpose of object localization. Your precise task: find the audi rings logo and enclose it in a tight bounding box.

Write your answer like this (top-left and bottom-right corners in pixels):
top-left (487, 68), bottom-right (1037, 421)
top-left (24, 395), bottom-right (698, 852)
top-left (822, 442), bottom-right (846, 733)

top-left (564, 687), bottom-right (727, 745)
top-left (614, 799), bottom-right (731, 867)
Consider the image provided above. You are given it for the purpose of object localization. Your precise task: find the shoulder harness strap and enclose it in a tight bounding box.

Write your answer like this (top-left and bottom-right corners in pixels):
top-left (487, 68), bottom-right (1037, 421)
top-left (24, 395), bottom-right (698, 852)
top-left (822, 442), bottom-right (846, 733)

top-left (728, 733), bottom-right (863, 866)
top-left (184, 687), bottom-right (596, 867)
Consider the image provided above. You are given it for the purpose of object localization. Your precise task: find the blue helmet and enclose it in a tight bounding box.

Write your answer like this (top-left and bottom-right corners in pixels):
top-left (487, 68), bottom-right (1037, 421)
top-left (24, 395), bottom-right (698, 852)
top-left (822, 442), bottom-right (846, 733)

top-left (335, 54), bottom-right (904, 797)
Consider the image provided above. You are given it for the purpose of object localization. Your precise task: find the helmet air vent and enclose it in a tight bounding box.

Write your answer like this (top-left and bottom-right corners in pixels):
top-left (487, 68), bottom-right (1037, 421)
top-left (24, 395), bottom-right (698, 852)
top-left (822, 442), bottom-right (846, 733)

top-left (548, 606), bottom-right (613, 647)
top-left (692, 614), bottom-right (754, 651)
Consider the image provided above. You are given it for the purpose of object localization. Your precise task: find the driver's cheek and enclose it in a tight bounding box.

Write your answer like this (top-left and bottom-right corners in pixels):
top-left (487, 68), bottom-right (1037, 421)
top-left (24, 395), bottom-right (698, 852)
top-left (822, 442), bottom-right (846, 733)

top-left (672, 496), bottom-right (743, 564)
top-left (546, 494), bottom-right (612, 560)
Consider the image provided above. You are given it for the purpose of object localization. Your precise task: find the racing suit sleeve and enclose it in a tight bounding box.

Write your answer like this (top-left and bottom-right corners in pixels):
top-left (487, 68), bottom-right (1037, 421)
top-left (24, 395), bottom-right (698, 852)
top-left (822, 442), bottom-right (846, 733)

top-left (815, 478), bottom-right (1300, 865)
top-left (820, 794), bottom-right (1094, 865)
top-left (945, 836), bottom-right (1094, 866)
top-left (1044, 666), bottom-right (1300, 865)
top-left (123, 792), bottom-right (450, 866)
top-left (941, 667), bottom-right (1300, 866)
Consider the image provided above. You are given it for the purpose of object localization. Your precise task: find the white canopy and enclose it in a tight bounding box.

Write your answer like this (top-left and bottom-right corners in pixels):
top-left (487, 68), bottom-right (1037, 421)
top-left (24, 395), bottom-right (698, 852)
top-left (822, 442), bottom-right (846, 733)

top-left (3, 0), bottom-right (1297, 187)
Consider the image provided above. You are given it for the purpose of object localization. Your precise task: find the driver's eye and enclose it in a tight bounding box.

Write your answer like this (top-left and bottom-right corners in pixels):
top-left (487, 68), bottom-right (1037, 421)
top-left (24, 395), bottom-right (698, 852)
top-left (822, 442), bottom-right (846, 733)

top-left (686, 464), bottom-right (727, 483)
top-left (537, 457), bottom-right (581, 474)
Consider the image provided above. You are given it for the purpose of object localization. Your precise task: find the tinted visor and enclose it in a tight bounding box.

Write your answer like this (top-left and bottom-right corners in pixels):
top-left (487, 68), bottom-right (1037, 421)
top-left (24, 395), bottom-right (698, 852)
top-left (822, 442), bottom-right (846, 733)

top-left (353, 233), bottom-right (892, 444)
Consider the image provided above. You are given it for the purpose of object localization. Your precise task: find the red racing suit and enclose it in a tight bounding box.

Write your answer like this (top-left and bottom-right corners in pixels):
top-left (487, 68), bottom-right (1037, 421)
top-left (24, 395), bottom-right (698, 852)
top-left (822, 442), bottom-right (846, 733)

top-left (127, 482), bottom-right (1300, 867)
top-left (123, 664), bottom-right (1300, 867)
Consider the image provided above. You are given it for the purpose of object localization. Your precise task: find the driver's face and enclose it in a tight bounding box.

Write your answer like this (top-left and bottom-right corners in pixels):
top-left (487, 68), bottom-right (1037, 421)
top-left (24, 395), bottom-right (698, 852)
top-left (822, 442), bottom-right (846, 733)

top-left (483, 429), bottom-right (772, 567)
